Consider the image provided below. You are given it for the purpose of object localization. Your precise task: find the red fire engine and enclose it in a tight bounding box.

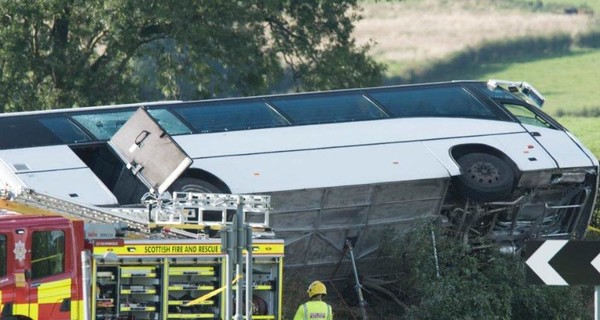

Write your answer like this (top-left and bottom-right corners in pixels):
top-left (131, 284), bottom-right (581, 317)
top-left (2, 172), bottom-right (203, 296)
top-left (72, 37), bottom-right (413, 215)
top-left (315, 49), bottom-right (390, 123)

top-left (0, 192), bottom-right (283, 320)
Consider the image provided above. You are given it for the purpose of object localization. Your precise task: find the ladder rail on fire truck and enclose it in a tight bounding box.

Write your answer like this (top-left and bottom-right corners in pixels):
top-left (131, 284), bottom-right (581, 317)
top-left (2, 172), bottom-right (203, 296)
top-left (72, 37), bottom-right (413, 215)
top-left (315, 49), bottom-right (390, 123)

top-left (7, 188), bottom-right (272, 239)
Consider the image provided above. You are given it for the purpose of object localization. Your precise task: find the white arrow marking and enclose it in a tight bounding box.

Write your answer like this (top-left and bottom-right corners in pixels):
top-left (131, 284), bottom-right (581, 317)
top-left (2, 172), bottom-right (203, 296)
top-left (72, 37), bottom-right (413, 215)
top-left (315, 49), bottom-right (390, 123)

top-left (591, 251), bottom-right (600, 274)
top-left (526, 240), bottom-right (568, 285)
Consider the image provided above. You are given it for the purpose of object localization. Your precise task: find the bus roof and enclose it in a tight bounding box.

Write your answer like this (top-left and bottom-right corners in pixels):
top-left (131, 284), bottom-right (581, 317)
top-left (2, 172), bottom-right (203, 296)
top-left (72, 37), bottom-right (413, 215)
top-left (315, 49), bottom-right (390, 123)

top-left (0, 80), bottom-right (485, 117)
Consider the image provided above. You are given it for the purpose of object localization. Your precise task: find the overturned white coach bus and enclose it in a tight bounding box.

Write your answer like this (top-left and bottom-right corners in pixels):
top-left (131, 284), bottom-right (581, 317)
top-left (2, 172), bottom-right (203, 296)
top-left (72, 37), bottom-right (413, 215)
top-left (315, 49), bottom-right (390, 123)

top-left (0, 79), bottom-right (597, 277)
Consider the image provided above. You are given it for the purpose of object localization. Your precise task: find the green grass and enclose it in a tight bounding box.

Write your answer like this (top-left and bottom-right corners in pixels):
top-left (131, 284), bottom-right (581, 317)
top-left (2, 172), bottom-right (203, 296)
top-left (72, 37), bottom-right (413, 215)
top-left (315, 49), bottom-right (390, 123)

top-left (460, 48), bottom-right (600, 115)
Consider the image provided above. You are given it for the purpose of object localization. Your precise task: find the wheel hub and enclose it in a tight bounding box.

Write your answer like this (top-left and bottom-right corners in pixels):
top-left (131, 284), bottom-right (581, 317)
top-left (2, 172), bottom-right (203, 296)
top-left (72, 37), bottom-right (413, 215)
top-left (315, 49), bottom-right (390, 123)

top-left (468, 161), bottom-right (500, 185)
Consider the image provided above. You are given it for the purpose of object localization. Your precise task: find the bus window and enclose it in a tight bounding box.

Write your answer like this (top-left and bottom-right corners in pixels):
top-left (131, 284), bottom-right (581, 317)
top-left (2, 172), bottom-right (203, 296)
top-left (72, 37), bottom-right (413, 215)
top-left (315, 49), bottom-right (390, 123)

top-left (503, 103), bottom-right (553, 129)
top-left (31, 230), bottom-right (65, 279)
top-left (269, 92), bottom-right (388, 125)
top-left (0, 117), bottom-right (64, 149)
top-left (147, 109), bottom-right (192, 135)
top-left (0, 234), bottom-right (6, 277)
top-left (369, 86), bottom-right (498, 120)
top-left (480, 83), bottom-right (517, 100)
top-left (72, 110), bottom-right (134, 140)
top-left (38, 117), bottom-right (92, 144)
top-left (173, 101), bottom-right (289, 133)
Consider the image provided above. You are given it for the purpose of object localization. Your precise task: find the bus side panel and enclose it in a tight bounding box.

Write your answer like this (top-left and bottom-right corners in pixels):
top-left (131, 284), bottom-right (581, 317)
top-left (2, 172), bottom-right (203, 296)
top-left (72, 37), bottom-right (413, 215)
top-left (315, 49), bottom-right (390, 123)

top-left (0, 157), bottom-right (26, 195)
top-left (565, 131), bottom-right (600, 167)
top-left (191, 141), bottom-right (451, 194)
top-left (422, 133), bottom-right (559, 176)
top-left (17, 169), bottom-right (118, 206)
top-left (521, 124), bottom-right (597, 169)
top-left (176, 117), bottom-right (539, 194)
top-left (174, 118), bottom-right (528, 159)
top-left (0, 146), bottom-right (119, 206)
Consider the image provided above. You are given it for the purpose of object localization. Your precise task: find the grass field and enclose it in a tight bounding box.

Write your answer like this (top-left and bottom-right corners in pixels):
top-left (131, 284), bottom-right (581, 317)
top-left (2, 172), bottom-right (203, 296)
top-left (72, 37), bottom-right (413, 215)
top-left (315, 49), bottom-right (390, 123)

top-left (462, 48), bottom-right (600, 114)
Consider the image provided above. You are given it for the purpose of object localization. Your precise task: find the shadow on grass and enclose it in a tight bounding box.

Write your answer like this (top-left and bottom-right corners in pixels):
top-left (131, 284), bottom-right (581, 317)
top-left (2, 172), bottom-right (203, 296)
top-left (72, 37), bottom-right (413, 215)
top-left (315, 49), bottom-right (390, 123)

top-left (384, 34), bottom-right (593, 85)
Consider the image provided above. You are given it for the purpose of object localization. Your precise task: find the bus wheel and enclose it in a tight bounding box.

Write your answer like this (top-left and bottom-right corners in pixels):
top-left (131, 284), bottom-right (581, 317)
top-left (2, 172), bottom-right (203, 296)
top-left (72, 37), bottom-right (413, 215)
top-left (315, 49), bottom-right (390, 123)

top-left (169, 177), bottom-right (224, 193)
top-left (455, 152), bottom-right (515, 202)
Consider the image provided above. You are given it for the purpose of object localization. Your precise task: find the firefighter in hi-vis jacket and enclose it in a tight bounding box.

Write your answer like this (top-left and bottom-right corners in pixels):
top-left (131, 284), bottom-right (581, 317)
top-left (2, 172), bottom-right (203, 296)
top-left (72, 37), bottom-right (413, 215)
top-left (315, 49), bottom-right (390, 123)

top-left (293, 280), bottom-right (333, 320)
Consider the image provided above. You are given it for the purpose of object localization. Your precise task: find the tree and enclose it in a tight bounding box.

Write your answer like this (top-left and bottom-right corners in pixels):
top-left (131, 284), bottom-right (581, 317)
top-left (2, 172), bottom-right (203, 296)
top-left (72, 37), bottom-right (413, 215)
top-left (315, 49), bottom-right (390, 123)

top-left (0, 0), bottom-right (385, 113)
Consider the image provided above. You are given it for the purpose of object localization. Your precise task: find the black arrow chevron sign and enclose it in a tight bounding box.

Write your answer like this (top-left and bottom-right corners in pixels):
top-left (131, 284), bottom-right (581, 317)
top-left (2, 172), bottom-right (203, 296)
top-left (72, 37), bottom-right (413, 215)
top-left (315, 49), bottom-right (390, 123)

top-left (525, 240), bottom-right (600, 285)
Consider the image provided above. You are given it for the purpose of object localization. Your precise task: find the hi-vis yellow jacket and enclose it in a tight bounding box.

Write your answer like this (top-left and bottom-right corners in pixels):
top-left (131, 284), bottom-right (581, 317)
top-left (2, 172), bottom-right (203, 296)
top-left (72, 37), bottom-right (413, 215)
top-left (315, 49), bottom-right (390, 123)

top-left (293, 300), bottom-right (333, 320)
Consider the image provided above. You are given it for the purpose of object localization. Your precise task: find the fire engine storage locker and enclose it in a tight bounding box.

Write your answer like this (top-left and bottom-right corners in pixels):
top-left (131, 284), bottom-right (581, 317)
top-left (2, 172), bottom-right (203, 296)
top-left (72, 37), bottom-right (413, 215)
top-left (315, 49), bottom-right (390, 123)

top-left (90, 238), bottom-right (284, 320)
top-left (167, 263), bottom-right (219, 318)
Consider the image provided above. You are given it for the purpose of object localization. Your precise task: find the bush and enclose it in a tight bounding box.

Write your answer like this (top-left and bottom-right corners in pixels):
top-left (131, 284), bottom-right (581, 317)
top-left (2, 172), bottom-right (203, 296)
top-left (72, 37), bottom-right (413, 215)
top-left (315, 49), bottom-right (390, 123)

top-left (282, 219), bottom-right (596, 319)
top-left (368, 221), bottom-right (592, 319)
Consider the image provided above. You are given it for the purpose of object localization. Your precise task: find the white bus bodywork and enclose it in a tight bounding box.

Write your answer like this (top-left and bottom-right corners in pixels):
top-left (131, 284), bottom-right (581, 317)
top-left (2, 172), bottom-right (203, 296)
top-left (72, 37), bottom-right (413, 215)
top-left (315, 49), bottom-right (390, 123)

top-left (0, 80), bottom-right (597, 278)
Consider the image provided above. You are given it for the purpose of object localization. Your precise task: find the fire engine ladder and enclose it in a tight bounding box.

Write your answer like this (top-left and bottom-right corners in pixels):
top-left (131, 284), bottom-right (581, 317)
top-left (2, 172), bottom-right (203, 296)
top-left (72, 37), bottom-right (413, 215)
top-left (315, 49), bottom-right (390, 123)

top-left (11, 189), bottom-right (272, 239)
top-left (121, 191), bottom-right (272, 238)
top-left (11, 189), bottom-right (164, 236)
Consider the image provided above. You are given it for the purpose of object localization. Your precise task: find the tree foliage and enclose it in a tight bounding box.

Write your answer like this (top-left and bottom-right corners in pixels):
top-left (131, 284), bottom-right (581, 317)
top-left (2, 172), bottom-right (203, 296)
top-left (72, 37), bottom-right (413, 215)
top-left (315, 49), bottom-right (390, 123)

top-left (0, 0), bottom-right (384, 112)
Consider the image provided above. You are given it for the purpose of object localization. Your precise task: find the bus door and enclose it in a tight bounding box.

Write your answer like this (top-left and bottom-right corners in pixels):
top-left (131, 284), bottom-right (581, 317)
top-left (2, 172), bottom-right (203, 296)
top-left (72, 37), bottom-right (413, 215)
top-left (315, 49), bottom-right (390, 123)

top-left (502, 103), bottom-right (596, 169)
top-left (27, 227), bottom-right (72, 320)
top-left (108, 106), bottom-right (192, 194)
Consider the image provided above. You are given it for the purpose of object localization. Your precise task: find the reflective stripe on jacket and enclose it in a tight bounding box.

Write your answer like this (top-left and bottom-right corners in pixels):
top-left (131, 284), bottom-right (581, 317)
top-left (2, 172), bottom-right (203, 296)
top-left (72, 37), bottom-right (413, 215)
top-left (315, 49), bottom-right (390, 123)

top-left (293, 300), bottom-right (333, 320)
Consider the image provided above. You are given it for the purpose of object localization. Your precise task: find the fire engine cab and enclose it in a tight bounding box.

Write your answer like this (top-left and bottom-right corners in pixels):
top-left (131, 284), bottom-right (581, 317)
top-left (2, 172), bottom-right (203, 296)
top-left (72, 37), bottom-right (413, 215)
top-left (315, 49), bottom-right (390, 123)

top-left (0, 191), bottom-right (284, 320)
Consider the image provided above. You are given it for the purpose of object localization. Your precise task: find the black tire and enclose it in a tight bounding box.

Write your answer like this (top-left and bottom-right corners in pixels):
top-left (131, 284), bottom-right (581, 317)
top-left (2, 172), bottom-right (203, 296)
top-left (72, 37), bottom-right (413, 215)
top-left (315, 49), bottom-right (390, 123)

top-left (455, 152), bottom-right (515, 202)
top-left (169, 177), bottom-right (224, 193)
